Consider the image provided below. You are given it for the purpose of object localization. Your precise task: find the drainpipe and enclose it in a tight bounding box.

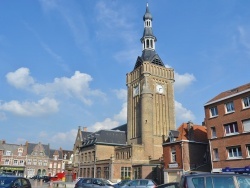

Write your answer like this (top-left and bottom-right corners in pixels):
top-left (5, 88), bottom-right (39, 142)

top-left (181, 142), bottom-right (184, 174)
top-left (94, 145), bottom-right (96, 178)
top-left (209, 140), bottom-right (213, 173)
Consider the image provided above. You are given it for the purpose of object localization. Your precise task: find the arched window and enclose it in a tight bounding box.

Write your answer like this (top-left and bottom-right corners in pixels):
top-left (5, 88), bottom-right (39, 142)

top-left (146, 39), bottom-right (149, 48)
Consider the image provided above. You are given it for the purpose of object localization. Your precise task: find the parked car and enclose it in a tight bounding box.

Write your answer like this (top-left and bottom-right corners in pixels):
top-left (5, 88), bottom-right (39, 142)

top-left (113, 179), bottom-right (131, 188)
top-left (106, 180), bottom-right (116, 185)
top-left (30, 175), bottom-right (41, 180)
top-left (0, 176), bottom-right (31, 188)
top-left (121, 179), bottom-right (157, 188)
top-left (156, 182), bottom-right (179, 188)
top-left (40, 175), bottom-right (51, 183)
top-left (179, 173), bottom-right (250, 188)
top-left (75, 178), bottom-right (114, 188)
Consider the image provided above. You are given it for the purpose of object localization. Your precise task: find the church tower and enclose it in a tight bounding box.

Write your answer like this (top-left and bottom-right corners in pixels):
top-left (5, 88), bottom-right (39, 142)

top-left (126, 4), bottom-right (176, 159)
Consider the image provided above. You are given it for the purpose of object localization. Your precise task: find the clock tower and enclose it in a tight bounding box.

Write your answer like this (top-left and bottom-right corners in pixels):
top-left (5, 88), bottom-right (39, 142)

top-left (126, 4), bottom-right (176, 159)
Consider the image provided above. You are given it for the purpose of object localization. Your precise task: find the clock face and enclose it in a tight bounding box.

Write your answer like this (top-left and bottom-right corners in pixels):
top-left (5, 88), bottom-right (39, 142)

top-left (133, 85), bottom-right (139, 96)
top-left (156, 84), bottom-right (164, 94)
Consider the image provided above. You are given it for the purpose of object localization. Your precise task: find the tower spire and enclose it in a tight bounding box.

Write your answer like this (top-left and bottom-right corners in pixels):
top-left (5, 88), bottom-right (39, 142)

top-left (134, 3), bottom-right (165, 70)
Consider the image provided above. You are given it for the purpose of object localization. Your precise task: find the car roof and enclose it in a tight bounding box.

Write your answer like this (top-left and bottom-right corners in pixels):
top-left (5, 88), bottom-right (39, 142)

top-left (182, 173), bottom-right (250, 177)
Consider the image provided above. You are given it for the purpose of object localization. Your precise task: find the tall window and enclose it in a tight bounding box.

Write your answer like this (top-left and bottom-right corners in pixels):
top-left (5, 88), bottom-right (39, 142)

top-left (96, 167), bottom-right (101, 178)
top-left (20, 160), bottom-right (24, 166)
top-left (171, 148), bottom-right (176, 162)
top-left (4, 159), bottom-right (10, 165)
top-left (213, 149), bottom-right (219, 161)
top-left (121, 167), bottom-right (131, 180)
top-left (133, 167), bottom-right (140, 179)
top-left (211, 127), bottom-right (216, 138)
top-left (38, 160), bottom-right (42, 166)
top-left (246, 145), bottom-right (250, 157)
top-left (227, 147), bottom-right (242, 159)
top-left (13, 160), bottom-right (18, 165)
top-left (243, 96), bottom-right (250, 108)
top-left (225, 102), bottom-right (235, 113)
top-left (210, 106), bottom-right (218, 117)
top-left (242, 119), bottom-right (250, 132)
top-left (224, 122), bottom-right (238, 136)
top-left (104, 167), bottom-right (109, 179)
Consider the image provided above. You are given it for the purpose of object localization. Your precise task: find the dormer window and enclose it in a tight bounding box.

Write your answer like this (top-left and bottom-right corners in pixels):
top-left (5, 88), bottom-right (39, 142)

top-left (6, 151), bottom-right (11, 156)
top-left (54, 155), bottom-right (58, 160)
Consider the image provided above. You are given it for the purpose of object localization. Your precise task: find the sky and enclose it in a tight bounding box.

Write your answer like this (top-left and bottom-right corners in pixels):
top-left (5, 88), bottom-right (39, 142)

top-left (0, 0), bottom-right (250, 150)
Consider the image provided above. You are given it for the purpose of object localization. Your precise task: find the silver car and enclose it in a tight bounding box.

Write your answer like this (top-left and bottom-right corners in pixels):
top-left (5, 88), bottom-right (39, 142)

top-left (122, 179), bottom-right (157, 188)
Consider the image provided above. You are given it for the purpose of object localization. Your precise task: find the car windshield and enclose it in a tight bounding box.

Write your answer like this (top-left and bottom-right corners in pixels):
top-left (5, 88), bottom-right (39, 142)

top-left (0, 177), bottom-right (15, 188)
top-left (120, 180), bottom-right (131, 186)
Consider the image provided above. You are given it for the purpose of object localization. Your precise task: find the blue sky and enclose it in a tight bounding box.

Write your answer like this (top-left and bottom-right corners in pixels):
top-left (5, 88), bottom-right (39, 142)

top-left (0, 0), bottom-right (250, 150)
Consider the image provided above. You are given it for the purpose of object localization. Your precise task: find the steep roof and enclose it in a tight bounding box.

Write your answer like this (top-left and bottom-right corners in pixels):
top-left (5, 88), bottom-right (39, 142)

top-left (176, 123), bottom-right (208, 143)
top-left (26, 142), bottom-right (50, 156)
top-left (49, 149), bottom-right (63, 159)
top-left (134, 4), bottom-right (164, 70)
top-left (205, 82), bottom-right (250, 106)
top-left (81, 129), bottom-right (127, 147)
top-left (112, 124), bottom-right (127, 132)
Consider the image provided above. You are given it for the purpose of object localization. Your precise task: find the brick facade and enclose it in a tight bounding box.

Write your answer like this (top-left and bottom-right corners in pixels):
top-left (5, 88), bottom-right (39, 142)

top-left (204, 82), bottom-right (250, 173)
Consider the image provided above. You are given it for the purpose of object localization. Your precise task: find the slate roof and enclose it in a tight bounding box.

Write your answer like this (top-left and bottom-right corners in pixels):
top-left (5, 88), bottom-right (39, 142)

top-left (49, 149), bottom-right (63, 159)
top-left (169, 130), bottom-right (179, 138)
top-left (205, 82), bottom-right (250, 106)
top-left (26, 142), bottom-right (50, 156)
top-left (112, 124), bottom-right (127, 132)
top-left (176, 123), bottom-right (208, 143)
top-left (61, 150), bottom-right (73, 160)
top-left (81, 129), bottom-right (127, 147)
top-left (0, 142), bottom-right (20, 154)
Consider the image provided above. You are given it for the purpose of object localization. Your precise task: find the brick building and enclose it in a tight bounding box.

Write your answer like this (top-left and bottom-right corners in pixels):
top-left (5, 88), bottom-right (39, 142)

top-left (0, 140), bottom-right (26, 176)
top-left (71, 4), bottom-right (176, 184)
top-left (162, 122), bottom-right (210, 183)
top-left (0, 140), bottom-right (72, 177)
top-left (204, 82), bottom-right (250, 173)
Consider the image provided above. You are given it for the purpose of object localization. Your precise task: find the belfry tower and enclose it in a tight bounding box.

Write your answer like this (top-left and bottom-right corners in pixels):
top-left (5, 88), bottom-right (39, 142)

top-left (126, 4), bottom-right (176, 160)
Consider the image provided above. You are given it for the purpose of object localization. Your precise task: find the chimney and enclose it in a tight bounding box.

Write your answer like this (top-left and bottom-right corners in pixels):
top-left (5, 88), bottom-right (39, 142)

top-left (83, 127), bottom-right (88, 132)
top-left (187, 121), bottom-right (194, 140)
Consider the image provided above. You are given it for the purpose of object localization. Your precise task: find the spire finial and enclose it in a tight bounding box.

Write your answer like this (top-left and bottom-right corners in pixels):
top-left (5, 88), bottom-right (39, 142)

top-left (147, 2), bottom-right (148, 7)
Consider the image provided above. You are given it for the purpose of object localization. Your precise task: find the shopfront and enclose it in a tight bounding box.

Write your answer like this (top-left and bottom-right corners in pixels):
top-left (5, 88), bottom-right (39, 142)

top-left (0, 166), bottom-right (25, 176)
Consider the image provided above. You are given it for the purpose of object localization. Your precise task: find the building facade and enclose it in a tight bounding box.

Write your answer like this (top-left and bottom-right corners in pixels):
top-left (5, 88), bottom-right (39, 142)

top-left (72, 4), bottom-right (176, 184)
top-left (204, 82), bottom-right (250, 173)
top-left (0, 140), bottom-right (72, 178)
top-left (162, 122), bottom-right (210, 183)
top-left (0, 140), bottom-right (26, 176)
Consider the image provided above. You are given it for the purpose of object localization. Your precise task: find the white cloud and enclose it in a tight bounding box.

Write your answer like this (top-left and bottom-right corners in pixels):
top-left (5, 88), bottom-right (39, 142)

top-left (5, 68), bottom-right (105, 106)
top-left (114, 102), bottom-right (127, 122)
top-left (6, 67), bottom-right (35, 89)
top-left (91, 118), bottom-right (120, 131)
top-left (174, 72), bottom-right (196, 93)
top-left (0, 98), bottom-right (59, 116)
top-left (114, 89), bottom-right (127, 101)
top-left (37, 129), bottom-right (78, 149)
top-left (175, 101), bottom-right (195, 126)
top-left (50, 129), bottom-right (77, 144)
